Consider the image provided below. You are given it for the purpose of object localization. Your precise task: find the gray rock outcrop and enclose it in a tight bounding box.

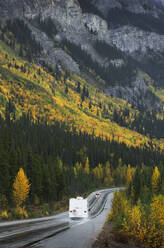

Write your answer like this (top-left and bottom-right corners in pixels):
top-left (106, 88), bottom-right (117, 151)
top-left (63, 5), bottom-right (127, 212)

top-left (0, 0), bottom-right (163, 110)
top-left (105, 72), bottom-right (161, 111)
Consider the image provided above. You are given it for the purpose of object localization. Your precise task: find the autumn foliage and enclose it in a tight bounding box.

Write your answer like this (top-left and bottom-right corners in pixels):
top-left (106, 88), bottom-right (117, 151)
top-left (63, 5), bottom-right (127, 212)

top-left (108, 165), bottom-right (164, 248)
top-left (13, 168), bottom-right (30, 207)
top-left (0, 19), bottom-right (164, 224)
top-left (152, 166), bottom-right (160, 192)
top-left (0, 35), bottom-right (163, 151)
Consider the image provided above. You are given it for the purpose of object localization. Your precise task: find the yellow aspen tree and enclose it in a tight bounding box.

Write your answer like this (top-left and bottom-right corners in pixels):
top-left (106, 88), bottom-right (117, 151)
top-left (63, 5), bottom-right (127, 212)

top-left (84, 157), bottom-right (90, 175)
top-left (152, 167), bottom-right (160, 192)
top-left (123, 205), bottom-right (146, 243)
top-left (104, 161), bottom-right (113, 186)
top-left (78, 162), bottom-right (82, 171)
top-left (13, 168), bottom-right (30, 207)
top-left (151, 195), bottom-right (164, 226)
top-left (126, 164), bottom-right (133, 188)
top-left (75, 162), bottom-right (82, 172)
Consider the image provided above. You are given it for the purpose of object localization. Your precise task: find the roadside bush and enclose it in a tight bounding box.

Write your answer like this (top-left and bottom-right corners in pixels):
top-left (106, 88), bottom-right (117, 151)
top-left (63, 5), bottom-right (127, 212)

top-left (109, 191), bottom-right (164, 248)
top-left (0, 210), bottom-right (8, 220)
top-left (108, 191), bottom-right (130, 229)
top-left (147, 195), bottom-right (164, 248)
top-left (12, 207), bottom-right (28, 219)
top-left (122, 204), bottom-right (147, 243)
top-left (42, 204), bottom-right (51, 216)
top-left (151, 195), bottom-right (164, 226)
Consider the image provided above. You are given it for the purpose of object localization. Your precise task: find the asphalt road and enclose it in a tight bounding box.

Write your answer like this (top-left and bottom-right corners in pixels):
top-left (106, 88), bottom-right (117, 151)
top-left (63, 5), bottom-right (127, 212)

top-left (30, 190), bottom-right (114, 248)
top-left (0, 188), bottom-right (120, 248)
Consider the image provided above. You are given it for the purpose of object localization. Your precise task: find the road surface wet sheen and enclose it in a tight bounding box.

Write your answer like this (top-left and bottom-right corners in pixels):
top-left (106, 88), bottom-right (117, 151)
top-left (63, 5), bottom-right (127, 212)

top-left (31, 192), bottom-right (114, 248)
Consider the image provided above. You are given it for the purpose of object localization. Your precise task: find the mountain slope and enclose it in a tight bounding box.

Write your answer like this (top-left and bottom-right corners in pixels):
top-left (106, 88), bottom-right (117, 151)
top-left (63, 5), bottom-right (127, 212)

top-left (0, 1), bottom-right (164, 147)
top-left (1, 1), bottom-right (164, 222)
top-left (0, 37), bottom-right (158, 149)
top-left (1, 0), bottom-right (164, 112)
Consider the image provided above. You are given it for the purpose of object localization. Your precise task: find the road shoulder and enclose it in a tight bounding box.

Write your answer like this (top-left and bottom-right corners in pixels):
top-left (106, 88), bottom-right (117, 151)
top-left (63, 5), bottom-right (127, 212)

top-left (93, 222), bottom-right (142, 248)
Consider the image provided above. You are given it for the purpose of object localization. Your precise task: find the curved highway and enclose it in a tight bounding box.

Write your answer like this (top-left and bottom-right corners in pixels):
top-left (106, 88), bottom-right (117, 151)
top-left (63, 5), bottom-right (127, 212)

top-left (31, 189), bottom-right (116, 248)
top-left (0, 188), bottom-right (119, 248)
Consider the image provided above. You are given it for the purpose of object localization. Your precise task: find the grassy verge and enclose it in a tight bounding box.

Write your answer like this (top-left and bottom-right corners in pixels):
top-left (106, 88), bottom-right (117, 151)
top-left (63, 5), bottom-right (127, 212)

top-left (0, 197), bottom-right (69, 221)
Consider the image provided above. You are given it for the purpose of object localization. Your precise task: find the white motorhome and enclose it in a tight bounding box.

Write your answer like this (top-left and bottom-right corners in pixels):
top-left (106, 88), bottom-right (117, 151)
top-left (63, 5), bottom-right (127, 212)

top-left (69, 197), bottom-right (88, 219)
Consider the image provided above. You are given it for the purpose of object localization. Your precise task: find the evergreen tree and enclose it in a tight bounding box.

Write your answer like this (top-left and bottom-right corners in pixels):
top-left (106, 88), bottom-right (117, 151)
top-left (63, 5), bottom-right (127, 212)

top-left (77, 82), bottom-right (81, 93)
top-left (65, 85), bottom-right (68, 95)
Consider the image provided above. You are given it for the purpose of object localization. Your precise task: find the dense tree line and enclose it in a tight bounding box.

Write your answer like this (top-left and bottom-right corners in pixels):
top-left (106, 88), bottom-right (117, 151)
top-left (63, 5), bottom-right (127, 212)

top-left (128, 165), bottom-right (164, 204)
top-left (0, 102), bottom-right (164, 208)
top-left (112, 108), bottom-right (164, 139)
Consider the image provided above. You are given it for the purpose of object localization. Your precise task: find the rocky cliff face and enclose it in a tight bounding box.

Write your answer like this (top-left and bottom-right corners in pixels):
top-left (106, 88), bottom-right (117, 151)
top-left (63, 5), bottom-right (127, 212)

top-left (108, 26), bottom-right (164, 55)
top-left (1, 0), bottom-right (164, 56)
top-left (0, 0), bottom-right (163, 110)
top-left (105, 72), bottom-right (161, 111)
top-left (0, 0), bottom-right (57, 20)
top-left (91, 0), bottom-right (162, 17)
